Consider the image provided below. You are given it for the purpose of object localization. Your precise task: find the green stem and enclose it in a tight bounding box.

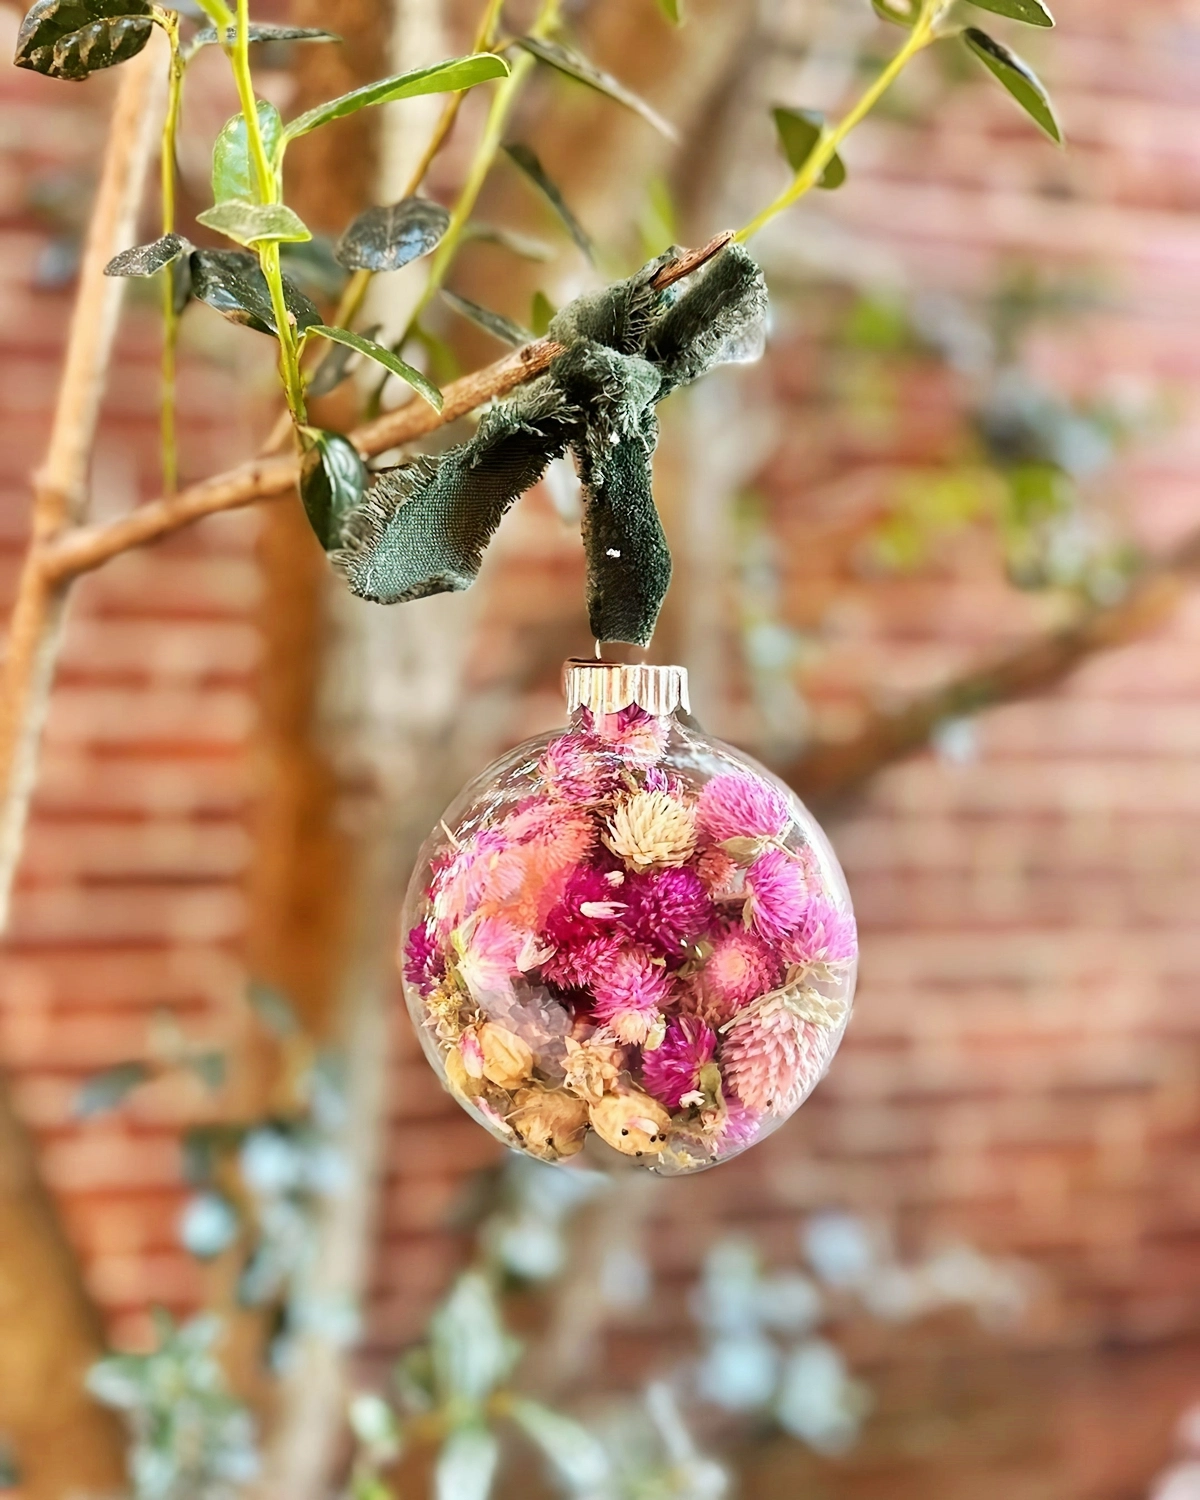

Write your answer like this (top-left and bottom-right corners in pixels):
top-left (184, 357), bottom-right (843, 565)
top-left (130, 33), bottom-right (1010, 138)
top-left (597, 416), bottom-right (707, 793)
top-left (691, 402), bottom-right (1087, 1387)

top-left (159, 16), bottom-right (184, 494)
top-left (227, 0), bottom-right (306, 424)
top-left (735, 4), bottom-right (938, 243)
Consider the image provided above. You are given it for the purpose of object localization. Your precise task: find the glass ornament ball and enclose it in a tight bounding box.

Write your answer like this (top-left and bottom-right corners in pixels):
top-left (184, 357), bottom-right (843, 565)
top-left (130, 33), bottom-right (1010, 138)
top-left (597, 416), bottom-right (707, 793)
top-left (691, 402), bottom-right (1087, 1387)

top-left (399, 662), bottom-right (856, 1175)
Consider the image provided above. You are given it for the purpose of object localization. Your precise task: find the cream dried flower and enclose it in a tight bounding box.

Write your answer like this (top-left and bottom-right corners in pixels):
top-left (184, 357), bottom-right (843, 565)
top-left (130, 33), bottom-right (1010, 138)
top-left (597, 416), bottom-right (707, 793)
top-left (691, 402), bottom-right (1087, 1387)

top-left (604, 789), bottom-right (697, 870)
top-left (561, 1035), bottom-right (622, 1105)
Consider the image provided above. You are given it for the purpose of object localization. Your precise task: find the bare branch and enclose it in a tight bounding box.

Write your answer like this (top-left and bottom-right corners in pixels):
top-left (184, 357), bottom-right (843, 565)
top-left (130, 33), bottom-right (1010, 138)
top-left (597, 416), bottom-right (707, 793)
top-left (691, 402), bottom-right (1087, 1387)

top-left (783, 530), bottom-right (1200, 806)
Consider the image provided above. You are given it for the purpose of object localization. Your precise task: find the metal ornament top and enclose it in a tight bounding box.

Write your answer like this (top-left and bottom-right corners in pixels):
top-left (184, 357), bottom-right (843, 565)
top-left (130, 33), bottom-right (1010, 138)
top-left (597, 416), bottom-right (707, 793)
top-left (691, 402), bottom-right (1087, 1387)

top-left (563, 659), bottom-right (690, 719)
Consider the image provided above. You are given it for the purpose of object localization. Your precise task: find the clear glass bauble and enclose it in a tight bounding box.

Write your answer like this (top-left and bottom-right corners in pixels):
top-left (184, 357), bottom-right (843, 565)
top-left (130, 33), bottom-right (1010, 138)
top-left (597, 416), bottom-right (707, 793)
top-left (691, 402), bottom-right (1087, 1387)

top-left (399, 667), bottom-right (856, 1176)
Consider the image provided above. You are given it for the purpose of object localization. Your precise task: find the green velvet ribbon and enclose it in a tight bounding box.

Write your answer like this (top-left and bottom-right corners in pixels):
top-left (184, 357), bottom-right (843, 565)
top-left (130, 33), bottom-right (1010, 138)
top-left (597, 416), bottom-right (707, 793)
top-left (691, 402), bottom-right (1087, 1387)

top-left (334, 242), bottom-right (768, 647)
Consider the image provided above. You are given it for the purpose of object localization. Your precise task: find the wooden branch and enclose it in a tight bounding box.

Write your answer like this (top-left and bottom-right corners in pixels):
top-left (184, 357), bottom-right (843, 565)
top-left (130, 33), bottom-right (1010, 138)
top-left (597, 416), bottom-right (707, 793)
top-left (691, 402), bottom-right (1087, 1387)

top-left (38, 234), bottom-right (735, 584)
top-left (0, 45), bottom-right (166, 928)
top-left (783, 529), bottom-right (1200, 806)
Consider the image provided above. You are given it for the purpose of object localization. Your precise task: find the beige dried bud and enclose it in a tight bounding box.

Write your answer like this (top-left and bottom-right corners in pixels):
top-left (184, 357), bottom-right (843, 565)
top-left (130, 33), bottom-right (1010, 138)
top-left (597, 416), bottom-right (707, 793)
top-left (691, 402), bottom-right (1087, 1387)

top-left (589, 1090), bottom-right (671, 1157)
top-left (510, 1087), bottom-right (589, 1161)
top-left (445, 1043), bottom-right (483, 1099)
top-left (561, 1035), bottom-right (622, 1106)
top-left (604, 790), bottom-right (697, 870)
top-left (476, 1022), bottom-right (535, 1088)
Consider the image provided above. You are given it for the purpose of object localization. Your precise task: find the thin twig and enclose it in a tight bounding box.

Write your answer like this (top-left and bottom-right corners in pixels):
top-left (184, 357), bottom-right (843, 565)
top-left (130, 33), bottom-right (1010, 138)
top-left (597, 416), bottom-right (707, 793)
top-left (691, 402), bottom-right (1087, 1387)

top-left (39, 238), bottom-right (724, 583)
top-left (0, 45), bottom-right (166, 928)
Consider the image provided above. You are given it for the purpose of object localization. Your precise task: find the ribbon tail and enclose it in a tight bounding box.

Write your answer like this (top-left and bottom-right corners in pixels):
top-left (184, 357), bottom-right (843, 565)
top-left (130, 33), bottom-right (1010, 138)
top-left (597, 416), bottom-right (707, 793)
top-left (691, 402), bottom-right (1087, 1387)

top-left (579, 431), bottom-right (672, 647)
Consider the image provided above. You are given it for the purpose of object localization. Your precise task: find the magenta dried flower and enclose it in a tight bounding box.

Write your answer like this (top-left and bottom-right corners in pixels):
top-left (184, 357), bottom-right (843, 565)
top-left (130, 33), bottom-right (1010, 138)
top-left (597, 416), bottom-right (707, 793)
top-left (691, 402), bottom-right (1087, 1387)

top-left (744, 848), bottom-right (809, 942)
top-left (718, 1095), bottom-right (763, 1152)
top-left (697, 771), bottom-right (791, 843)
top-left (594, 705), bottom-right (671, 768)
top-left (621, 867), bottom-right (713, 958)
top-left (539, 732), bottom-right (621, 806)
top-left (641, 1015), bottom-right (716, 1109)
top-left (782, 897), bottom-right (858, 969)
top-left (590, 945), bottom-right (671, 1045)
top-left (543, 866), bottom-right (628, 947)
top-left (540, 934), bottom-right (625, 991)
top-left (404, 919), bottom-right (443, 995)
top-left (695, 923), bottom-right (783, 1021)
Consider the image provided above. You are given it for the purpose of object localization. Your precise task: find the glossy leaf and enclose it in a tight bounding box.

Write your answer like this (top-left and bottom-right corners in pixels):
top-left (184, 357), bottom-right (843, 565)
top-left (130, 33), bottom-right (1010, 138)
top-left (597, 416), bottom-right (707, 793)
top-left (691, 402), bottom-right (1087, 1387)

top-left (307, 322), bottom-right (381, 398)
top-left (515, 36), bottom-right (678, 141)
top-left (773, 107), bottom-right (846, 189)
top-left (871, 0), bottom-right (916, 23)
top-left (463, 222), bottom-right (555, 262)
top-left (189, 249), bottom-right (322, 336)
top-left (656, 0), bottom-right (683, 22)
top-left (434, 1427), bottom-right (498, 1500)
top-left (300, 430), bottom-right (367, 550)
top-left (196, 200), bottom-right (312, 248)
top-left (76, 1061), bottom-right (150, 1117)
top-left (440, 289), bottom-right (530, 348)
top-left (191, 22), bottom-right (340, 48)
top-left (15, 0), bottom-right (154, 80)
top-left (308, 325), bottom-right (442, 410)
top-left (963, 27), bottom-right (1062, 142)
top-left (211, 101), bottom-right (283, 205)
top-left (334, 197), bottom-right (450, 272)
top-left (509, 1399), bottom-right (610, 1491)
top-left (284, 53), bottom-right (509, 142)
top-left (530, 290), bottom-right (556, 337)
top-left (104, 233), bottom-right (191, 278)
top-left (967, 0), bottom-right (1053, 24)
top-left (503, 142), bottom-right (595, 264)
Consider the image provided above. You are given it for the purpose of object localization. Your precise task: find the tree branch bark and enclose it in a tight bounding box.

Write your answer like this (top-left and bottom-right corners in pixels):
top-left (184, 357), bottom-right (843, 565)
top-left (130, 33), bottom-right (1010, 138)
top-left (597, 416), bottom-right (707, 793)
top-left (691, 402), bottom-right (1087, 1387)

top-left (783, 529), bottom-right (1200, 807)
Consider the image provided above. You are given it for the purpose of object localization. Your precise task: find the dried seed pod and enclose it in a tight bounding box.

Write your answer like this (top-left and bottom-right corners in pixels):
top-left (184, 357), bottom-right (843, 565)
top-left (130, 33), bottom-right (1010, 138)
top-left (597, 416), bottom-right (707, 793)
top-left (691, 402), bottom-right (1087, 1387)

top-left (589, 1090), bottom-right (671, 1157)
top-left (477, 1021), bottom-right (535, 1088)
top-left (509, 1086), bottom-right (589, 1161)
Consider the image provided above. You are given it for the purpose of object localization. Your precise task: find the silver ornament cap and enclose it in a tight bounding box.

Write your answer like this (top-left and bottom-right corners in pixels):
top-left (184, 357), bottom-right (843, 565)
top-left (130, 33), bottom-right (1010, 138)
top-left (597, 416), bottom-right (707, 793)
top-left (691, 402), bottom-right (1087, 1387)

top-left (563, 658), bottom-right (690, 718)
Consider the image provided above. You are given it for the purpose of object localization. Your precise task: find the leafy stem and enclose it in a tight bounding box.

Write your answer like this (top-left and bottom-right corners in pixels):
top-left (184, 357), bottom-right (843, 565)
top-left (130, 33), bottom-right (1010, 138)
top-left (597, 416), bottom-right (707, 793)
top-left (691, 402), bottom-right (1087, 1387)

top-left (735, 0), bottom-right (943, 242)
top-left (159, 10), bottom-right (184, 494)
top-left (226, 0), bottom-right (306, 425)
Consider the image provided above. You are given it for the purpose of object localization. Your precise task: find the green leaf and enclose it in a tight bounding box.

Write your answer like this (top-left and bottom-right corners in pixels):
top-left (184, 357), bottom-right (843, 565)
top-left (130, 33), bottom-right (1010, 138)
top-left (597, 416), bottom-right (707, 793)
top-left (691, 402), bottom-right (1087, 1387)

top-left (434, 1427), bottom-right (498, 1500)
top-left (772, 107), bottom-right (846, 189)
top-left (515, 36), bottom-right (677, 141)
top-left (503, 142), bottom-right (595, 265)
top-left (463, 222), bottom-right (555, 262)
top-left (76, 1061), bottom-right (150, 1117)
top-left (430, 1273), bottom-right (518, 1405)
top-left (530, 290), bottom-right (556, 337)
top-left (967, 0), bottom-right (1053, 24)
top-left (189, 249), bottom-right (322, 336)
top-left (308, 325), bottom-right (442, 411)
top-left (284, 53), bottom-right (509, 143)
top-left (963, 27), bottom-right (1062, 141)
top-left (300, 429), bottom-right (367, 550)
top-left (440, 290), bottom-right (530, 348)
top-left (14, 0), bottom-right (155, 80)
top-left (191, 22), bottom-right (341, 49)
top-left (655, 0), bottom-right (683, 23)
top-left (871, 0), bottom-right (917, 23)
top-left (104, 233), bottom-right (191, 278)
top-left (508, 1398), bottom-right (610, 1491)
top-left (308, 322), bottom-right (381, 398)
top-left (212, 101), bottom-right (283, 204)
top-left (335, 198), bottom-right (450, 273)
top-left (196, 200), bottom-right (312, 248)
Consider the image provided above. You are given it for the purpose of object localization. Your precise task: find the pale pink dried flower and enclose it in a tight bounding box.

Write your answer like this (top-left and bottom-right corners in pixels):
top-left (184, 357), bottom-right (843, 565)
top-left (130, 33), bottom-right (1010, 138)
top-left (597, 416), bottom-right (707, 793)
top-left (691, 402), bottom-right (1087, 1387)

top-left (593, 705), bottom-right (671, 768)
top-left (695, 924), bottom-right (784, 1022)
top-left (744, 848), bottom-right (809, 942)
top-left (539, 732), bottom-right (621, 806)
top-left (721, 991), bottom-right (833, 1115)
top-left (719, 1095), bottom-right (763, 1151)
top-left (431, 828), bottom-right (520, 933)
top-left (455, 915), bottom-right (526, 1002)
top-left (590, 946), bottom-right (671, 1046)
top-left (695, 846), bottom-right (741, 897)
top-left (697, 771), bottom-right (792, 843)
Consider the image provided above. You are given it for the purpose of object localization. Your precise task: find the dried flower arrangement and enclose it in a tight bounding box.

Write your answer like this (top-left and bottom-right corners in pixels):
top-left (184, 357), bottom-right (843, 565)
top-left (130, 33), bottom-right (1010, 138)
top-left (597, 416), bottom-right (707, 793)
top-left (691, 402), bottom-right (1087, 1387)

top-left (400, 689), bottom-right (856, 1175)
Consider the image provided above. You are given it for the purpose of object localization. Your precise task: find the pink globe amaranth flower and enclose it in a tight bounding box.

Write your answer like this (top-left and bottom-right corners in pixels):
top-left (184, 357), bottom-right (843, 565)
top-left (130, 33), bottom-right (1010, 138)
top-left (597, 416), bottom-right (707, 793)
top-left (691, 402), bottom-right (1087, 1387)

top-left (495, 804), bottom-right (599, 928)
top-left (781, 897), bottom-right (858, 968)
top-left (695, 845), bottom-right (741, 898)
top-left (539, 731), bottom-right (621, 806)
top-left (592, 705), bottom-right (671, 768)
top-left (431, 828), bottom-right (520, 933)
top-left (620, 867), bottom-right (714, 959)
top-left (641, 1016), bottom-right (716, 1110)
top-left (721, 992), bottom-right (833, 1116)
top-left (456, 915), bottom-right (527, 1002)
top-left (744, 848), bottom-right (809, 942)
top-left (695, 923), bottom-right (784, 1021)
top-left (543, 866), bottom-right (628, 947)
top-left (541, 934), bottom-right (625, 991)
top-left (403, 918), bottom-right (444, 995)
top-left (590, 946), bottom-right (671, 1045)
top-left (697, 771), bottom-right (792, 843)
